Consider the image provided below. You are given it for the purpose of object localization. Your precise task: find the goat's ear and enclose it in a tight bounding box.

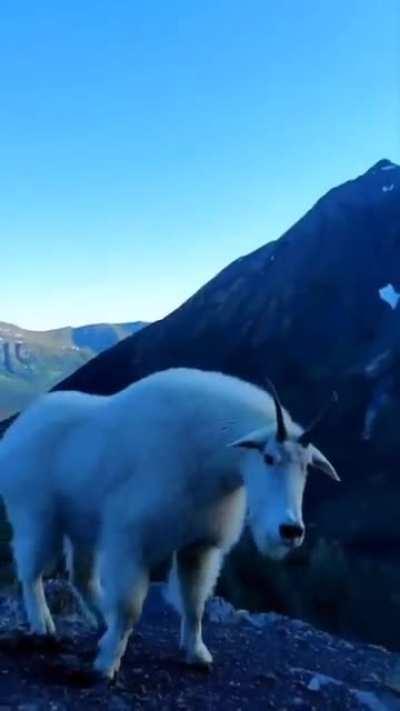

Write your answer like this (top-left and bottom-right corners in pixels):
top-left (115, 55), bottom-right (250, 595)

top-left (309, 445), bottom-right (340, 481)
top-left (228, 427), bottom-right (269, 451)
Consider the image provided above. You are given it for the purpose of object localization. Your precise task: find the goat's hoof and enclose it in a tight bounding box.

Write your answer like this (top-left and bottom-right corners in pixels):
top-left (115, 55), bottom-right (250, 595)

top-left (92, 660), bottom-right (120, 683)
top-left (184, 644), bottom-right (213, 671)
top-left (83, 668), bottom-right (116, 687)
top-left (59, 659), bottom-right (113, 688)
top-left (186, 658), bottom-right (213, 672)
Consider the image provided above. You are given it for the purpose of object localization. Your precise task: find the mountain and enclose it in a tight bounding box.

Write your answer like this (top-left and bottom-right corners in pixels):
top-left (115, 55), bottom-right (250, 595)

top-left (53, 159), bottom-right (400, 547)
top-left (2, 159), bottom-right (400, 648)
top-left (0, 321), bottom-right (147, 418)
top-left (55, 160), bottom-right (400, 498)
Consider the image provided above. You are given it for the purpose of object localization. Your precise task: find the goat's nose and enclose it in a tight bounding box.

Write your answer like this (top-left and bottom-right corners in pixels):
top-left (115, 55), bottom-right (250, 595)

top-left (279, 523), bottom-right (304, 542)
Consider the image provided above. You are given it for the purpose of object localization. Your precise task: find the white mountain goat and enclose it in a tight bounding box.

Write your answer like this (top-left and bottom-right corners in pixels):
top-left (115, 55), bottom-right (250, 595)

top-left (0, 368), bottom-right (339, 679)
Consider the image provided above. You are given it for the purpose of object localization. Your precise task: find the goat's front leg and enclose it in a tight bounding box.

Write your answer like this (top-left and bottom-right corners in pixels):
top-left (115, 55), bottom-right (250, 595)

top-left (21, 578), bottom-right (56, 636)
top-left (13, 521), bottom-right (58, 636)
top-left (176, 544), bottom-right (222, 667)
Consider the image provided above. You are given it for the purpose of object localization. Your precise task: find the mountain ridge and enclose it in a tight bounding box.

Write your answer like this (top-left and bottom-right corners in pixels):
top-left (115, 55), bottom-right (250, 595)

top-left (0, 320), bottom-right (147, 417)
top-left (55, 158), bottom-right (400, 397)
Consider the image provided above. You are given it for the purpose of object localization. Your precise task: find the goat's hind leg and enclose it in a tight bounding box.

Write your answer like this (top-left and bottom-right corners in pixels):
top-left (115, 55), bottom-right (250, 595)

top-left (13, 517), bottom-right (60, 637)
top-left (176, 544), bottom-right (222, 667)
top-left (65, 540), bottom-right (104, 630)
top-left (94, 543), bottom-right (149, 680)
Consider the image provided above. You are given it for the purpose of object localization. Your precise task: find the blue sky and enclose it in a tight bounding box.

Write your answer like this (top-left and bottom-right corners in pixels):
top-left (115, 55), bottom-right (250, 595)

top-left (1, 1), bottom-right (399, 330)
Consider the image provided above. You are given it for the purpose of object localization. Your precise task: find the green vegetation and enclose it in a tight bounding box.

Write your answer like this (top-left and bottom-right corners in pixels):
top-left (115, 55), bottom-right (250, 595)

top-left (0, 509), bottom-right (399, 649)
top-left (219, 532), bottom-right (400, 651)
top-left (0, 321), bottom-right (146, 417)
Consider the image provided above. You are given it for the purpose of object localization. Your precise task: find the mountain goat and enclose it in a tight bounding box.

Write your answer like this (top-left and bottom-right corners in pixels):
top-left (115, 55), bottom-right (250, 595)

top-left (0, 368), bottom-right (339, 679)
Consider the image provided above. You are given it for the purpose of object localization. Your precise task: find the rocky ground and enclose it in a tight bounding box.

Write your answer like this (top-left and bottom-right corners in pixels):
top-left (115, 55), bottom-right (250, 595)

top-left (0, 581), bottom-right (398, 710)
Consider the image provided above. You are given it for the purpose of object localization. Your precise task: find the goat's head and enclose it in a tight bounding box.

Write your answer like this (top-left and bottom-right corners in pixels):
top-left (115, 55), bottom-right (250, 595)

top-left (230, 382), bottom-right (339, 560)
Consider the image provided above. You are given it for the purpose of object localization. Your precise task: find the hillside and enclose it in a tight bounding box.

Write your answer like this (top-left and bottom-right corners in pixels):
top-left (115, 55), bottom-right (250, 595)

top-left (0, 582), bottom-right (398, 710)
top-left (0, 321), bottom-right (147, 418)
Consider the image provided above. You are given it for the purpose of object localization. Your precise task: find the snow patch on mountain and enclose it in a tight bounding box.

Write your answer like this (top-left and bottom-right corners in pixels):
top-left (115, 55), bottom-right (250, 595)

top-left (379, 284), bottom-right (400, 310)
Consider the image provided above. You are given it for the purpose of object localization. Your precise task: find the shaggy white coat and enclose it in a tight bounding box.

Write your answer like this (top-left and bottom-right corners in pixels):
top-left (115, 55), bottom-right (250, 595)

top-left (0, 367), bottom-right (337, 678)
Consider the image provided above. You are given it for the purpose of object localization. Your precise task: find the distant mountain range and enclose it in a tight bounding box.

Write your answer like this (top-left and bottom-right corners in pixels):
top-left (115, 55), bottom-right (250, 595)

top-left (0, 321), bottom-right (147, 417)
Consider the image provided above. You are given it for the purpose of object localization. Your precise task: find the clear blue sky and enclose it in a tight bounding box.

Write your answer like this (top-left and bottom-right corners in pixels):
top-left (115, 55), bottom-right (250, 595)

top-left (1, 0), bottom-right (399, 330)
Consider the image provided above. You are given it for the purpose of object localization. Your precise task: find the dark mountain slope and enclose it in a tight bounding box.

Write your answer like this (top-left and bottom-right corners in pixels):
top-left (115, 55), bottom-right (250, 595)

top-left (57, 159), bottom-right (400, 402)
top-left (54, 160), bottom-right (400, 551)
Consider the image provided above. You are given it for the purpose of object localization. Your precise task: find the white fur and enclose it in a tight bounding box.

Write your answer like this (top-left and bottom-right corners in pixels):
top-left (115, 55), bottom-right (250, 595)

top-left (0, 367), bottom-right (336, 678)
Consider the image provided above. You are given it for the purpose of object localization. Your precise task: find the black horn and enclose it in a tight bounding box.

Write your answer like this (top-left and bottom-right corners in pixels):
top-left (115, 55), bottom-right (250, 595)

top-left (298, 391), bottom-right (338, 448)
top-left (264, 377), bottom-right (287, 442)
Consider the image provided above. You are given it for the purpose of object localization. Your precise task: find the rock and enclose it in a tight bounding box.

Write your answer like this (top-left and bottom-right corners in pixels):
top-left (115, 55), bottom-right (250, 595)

top-left (350, 689), bottom-right (393, 711)
top-left (307, 673), bottom-right (342, 691)
top-left (206, 597), bottom-right (237, 624)
top-left (386, 660), bottom-right (400, 694)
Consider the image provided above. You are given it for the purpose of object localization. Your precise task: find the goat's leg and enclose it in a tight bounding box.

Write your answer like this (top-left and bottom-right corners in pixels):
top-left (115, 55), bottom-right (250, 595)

top-left (93, 546), bottom-right (149, 679)
top-left (65, 540), bottom-right (103, 629)
top-left (176, 544), bottom-right (222, 666)
top-left (13, 519), bottom-right (59, 636)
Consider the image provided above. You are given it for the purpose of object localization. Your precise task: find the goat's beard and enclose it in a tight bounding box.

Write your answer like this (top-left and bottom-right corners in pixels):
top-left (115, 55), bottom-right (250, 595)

top-left (264, 543), bottom-right (291, 561)
top-left (251, 528), bottom-right (291, 561)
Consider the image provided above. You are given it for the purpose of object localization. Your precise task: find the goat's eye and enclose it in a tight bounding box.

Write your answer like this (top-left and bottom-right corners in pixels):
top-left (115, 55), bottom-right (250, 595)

top-left (264, 453), bottom-right (275, 466)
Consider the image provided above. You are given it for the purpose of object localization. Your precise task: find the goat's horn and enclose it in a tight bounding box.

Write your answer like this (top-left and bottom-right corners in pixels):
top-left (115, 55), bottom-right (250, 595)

top-left (298, 391), bottom-right (338, 448)
top-left (264, 377), bottom-right (287, 443)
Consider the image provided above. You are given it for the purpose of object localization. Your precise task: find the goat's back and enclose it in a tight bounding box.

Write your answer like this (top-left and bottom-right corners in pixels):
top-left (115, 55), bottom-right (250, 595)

top-left (0, 368), bottom-right (285, 502)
